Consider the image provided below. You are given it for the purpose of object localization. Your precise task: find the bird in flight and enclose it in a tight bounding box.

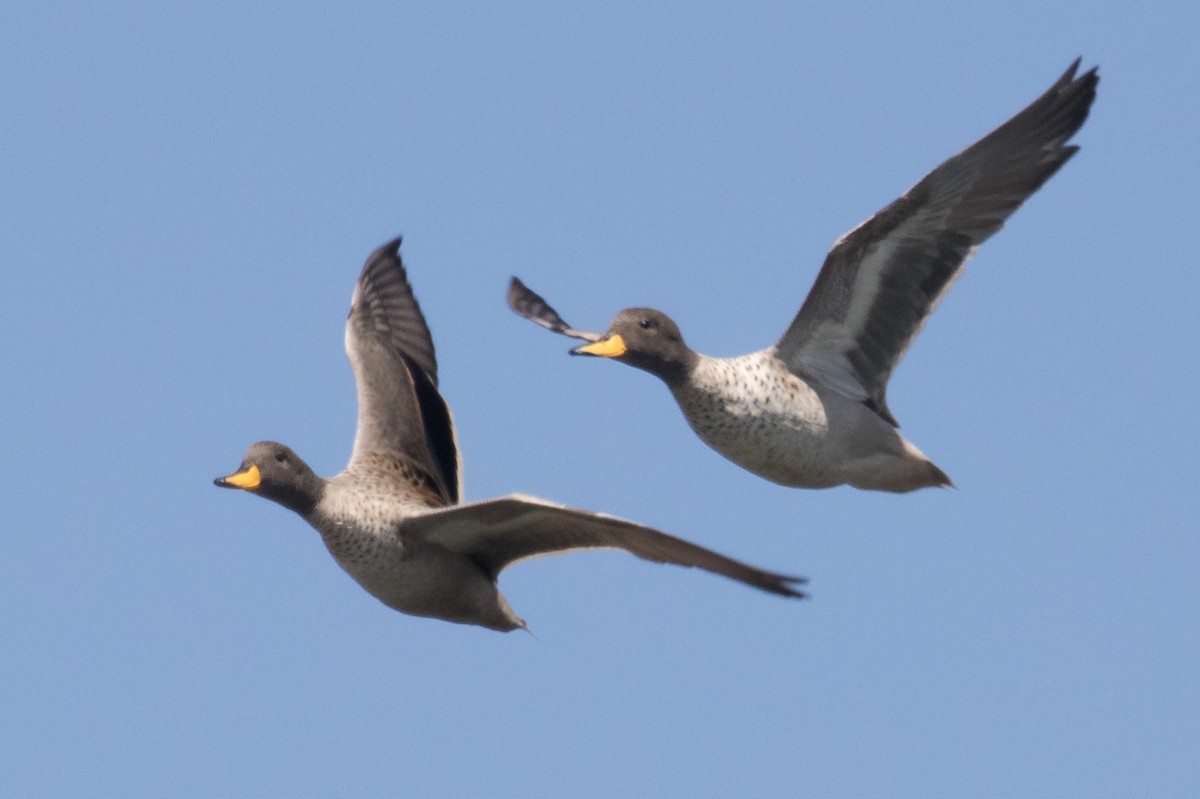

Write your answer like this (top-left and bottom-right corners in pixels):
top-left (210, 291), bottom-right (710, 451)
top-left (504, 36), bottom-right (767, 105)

top-left (509, 59), bottom-right (1098, 492)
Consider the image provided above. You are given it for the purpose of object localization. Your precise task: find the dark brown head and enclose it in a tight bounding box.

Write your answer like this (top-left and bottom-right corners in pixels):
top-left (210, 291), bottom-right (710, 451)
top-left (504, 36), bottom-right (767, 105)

top-left (570, 308), bottom-right (695, 383)
top-left (214, 441), bottom-right (324, 517)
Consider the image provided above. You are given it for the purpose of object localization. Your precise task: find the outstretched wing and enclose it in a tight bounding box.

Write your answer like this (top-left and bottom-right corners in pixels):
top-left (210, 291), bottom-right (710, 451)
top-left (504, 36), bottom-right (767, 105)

top-left (405, 493), bottom-right (807, 598)
top-left (507, 277), bottom-right (603, 342)
top-left (346, 238), bottom-right (462, 503)
top-left (776, 60), bottom-right (1098, 426)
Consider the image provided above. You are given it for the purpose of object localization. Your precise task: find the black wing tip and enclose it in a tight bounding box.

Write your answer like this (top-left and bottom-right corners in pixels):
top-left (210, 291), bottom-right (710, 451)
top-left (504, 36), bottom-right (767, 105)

top-left (1064, 55), bottom-right (1099, 82)
top-left (1059, 61), bottom-right (1099, 146)
top-left (1057, 57), bottom-right (1100, 112)
top-left (1061, 56), bottom-right (1082, 81)
top-left (506, 275), bottom-right (529, 312)
top-left (777, 575), bottom-right (810, 599)
top-left (366, 235), bottom-right (404, 266)
top-left (357, 236), bottom-right (408, 287)
top-left (1057, 56), bottom-right (1099, 88)
top-left (1001, 57), bottom-right (1097, 162)
top-left (507, 275), bottom-right (546, 316)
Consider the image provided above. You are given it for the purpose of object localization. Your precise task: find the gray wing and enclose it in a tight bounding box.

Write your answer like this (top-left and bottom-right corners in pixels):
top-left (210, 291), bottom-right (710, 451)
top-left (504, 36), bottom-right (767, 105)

top-left (351, 238), bottom-right (439, 383)
top-left (405, 494), bottom-right (807, 598)
top-left (507, 277), bottom-right (603, 342)
top-left (346, 238), bottom-right (462, 503)
top-left (776, 59), bottom-right (1098, 426)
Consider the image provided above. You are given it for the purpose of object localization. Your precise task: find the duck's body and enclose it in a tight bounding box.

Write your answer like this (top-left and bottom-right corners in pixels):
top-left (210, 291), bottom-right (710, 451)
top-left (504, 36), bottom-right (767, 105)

top-left (509, 60), bottom-right (1097, 492)
top-left (674, 352), bottom-right (947, 491)
top-left (217, 239), bottom-right (805, 632)
top-left (296, 453), bottom-right (515, 631)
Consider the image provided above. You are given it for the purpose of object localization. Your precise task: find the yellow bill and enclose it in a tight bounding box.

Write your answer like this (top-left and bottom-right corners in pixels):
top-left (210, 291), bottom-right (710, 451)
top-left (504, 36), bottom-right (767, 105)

top-left (572, 334), bottom-right (627, 358)
top-left (217, 463), bottom-right (262, 490)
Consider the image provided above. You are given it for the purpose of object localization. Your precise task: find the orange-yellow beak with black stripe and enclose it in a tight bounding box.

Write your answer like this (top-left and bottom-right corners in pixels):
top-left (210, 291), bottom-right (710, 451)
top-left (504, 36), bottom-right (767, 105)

top-left (571, 334), bottom-right (627, 358)
top-left (214, 463), bottom-right (262, 490)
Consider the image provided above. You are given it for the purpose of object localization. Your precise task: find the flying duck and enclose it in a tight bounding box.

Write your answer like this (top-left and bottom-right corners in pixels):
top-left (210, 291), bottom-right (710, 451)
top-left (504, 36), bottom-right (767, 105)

top-left (509, 59), bottom-right (1098, 492)
top-left (216, 238), bottom-right (805, 632)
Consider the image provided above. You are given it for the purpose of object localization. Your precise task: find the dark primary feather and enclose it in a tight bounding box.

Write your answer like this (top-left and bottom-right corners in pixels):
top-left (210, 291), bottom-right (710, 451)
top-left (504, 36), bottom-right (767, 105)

top-left (406, 495), bottom-right (808, 597)
top-left (776, 59), bottom-right (1098, 426)
top-left (508, 277), bottom-right (602, 342)
top-left (399, 351), bottom-right (461, 505)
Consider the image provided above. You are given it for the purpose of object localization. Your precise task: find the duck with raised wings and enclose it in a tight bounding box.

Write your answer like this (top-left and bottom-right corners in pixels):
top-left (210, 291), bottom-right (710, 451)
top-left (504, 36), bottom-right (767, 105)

top-left (509, 60), bottom-right (1098, 493)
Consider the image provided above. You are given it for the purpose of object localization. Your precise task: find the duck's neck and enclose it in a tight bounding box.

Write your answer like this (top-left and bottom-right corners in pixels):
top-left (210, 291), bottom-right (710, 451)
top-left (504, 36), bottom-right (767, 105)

top-left (653, 349), bottom-right (700, 389)
top-left (266, 471), bottom-right (324, 518)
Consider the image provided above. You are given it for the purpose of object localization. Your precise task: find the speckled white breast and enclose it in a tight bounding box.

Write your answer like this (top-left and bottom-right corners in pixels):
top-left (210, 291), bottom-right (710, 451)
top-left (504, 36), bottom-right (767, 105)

top-left (669, 350), bottom-right (911, 488)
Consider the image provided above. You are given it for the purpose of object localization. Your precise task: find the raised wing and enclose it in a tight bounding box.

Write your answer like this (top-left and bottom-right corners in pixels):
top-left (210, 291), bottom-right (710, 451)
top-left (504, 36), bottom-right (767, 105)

top-left (507, 277), bottom-right (603, 342)
top-left (346, 238), bottom-right (462, 503)
top-left (350, 238), bottom-right (439, 383)
top-left (776, 59), bottom-right (1098, 426)
top-left (405, 494), bottom-right (807, 597)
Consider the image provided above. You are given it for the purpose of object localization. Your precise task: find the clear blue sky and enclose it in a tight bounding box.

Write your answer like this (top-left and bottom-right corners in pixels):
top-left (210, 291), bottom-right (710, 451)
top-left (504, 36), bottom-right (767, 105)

top-left (3, 2), bottom-right (1197, 797)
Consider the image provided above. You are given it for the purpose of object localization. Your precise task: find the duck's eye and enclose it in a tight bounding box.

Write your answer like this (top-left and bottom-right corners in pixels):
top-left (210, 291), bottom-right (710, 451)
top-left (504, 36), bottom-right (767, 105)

top-left (638, 319), bottom-right (652, 330)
